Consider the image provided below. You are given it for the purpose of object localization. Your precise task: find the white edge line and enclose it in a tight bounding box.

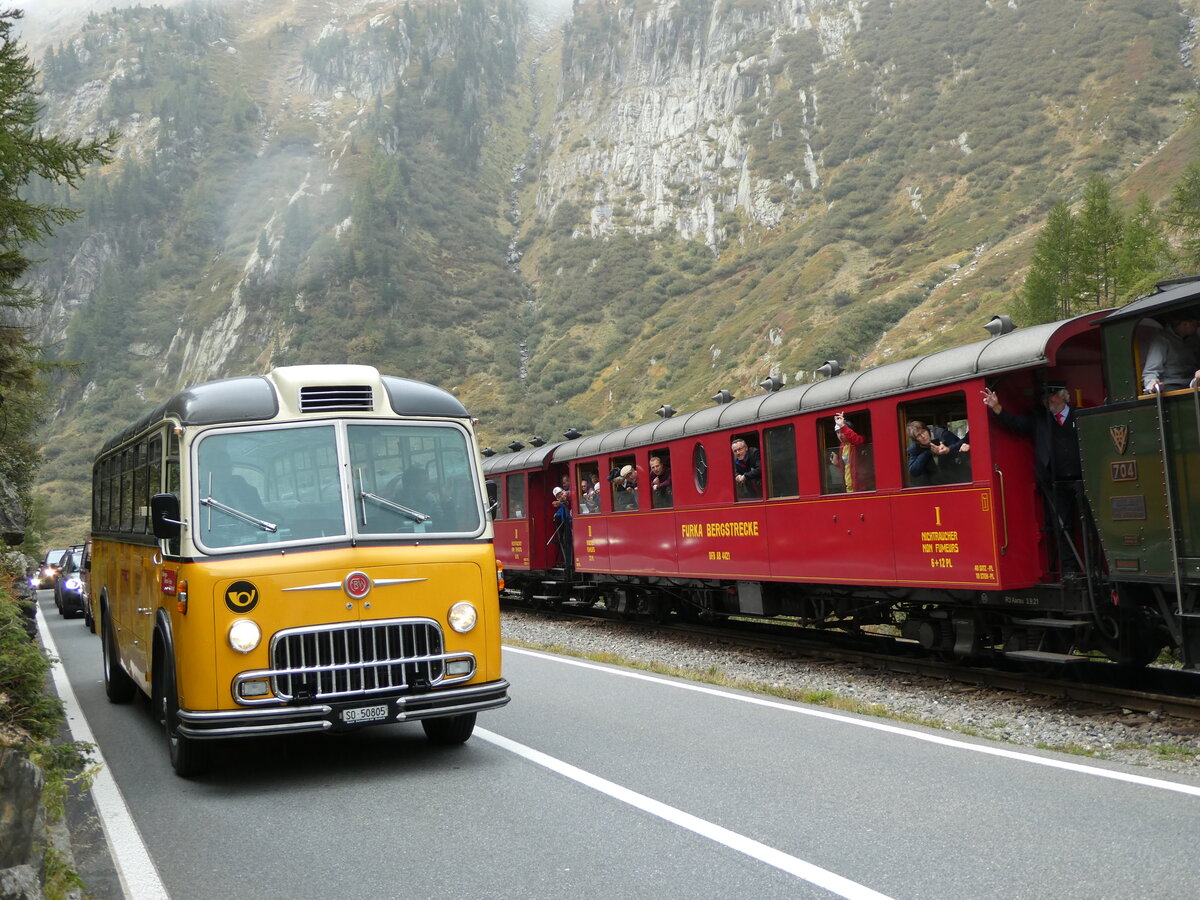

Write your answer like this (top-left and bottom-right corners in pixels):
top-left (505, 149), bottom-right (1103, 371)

top-left (504, 645), bottom-right (1200, 798)
top-left (39, 607), bottom-right (171, 900)
top-left (476, 727), bottom-right (894, 900)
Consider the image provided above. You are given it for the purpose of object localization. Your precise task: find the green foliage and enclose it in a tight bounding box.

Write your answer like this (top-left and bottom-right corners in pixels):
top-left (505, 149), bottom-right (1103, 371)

top-left (0, 9), bottom-right (113, 544)
top-left (0, 584), bottom-right (62, 746)
top-left (1166, 161), bottom-right (1200, 272)
top-left (1019, 173), bottom-right (1181, 324)
top-left (1018, 202), bottom-right (1077, 324)
top-left (1074, 175), bottom-right (1123, 309)
top-left (1117, 194), bottom-right (1174, 300)
top-left (806, 294), bottom-right (919, 369)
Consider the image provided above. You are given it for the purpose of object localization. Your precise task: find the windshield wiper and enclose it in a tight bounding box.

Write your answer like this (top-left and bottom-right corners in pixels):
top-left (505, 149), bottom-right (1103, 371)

top-left (200, 496), bottom-right (278, 533)
top-left (359, 490), bottom-right (431, 524)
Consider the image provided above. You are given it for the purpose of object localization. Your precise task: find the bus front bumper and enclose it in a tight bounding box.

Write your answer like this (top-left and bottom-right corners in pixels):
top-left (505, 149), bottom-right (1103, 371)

top-left (176, 679), bottom-right (510, 740)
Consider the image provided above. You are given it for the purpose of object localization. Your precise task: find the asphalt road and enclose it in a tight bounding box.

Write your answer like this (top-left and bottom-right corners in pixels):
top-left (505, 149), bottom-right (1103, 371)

top-left (39, 590), bottom-right (1200, 900)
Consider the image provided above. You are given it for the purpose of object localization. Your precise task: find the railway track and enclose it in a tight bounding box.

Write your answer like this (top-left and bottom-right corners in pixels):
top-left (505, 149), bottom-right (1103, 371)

top-left (508, 596), bottom-right (1200, 723)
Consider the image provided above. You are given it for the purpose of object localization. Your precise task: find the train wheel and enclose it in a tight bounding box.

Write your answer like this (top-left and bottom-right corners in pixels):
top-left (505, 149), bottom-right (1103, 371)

top-left (422, 712), bottom-right (476, 745)
top-left (1095, 611), bottom-right (1166, 668)
top-left (650, 595), bottom-right (673, 624)
top-left (101, 614), bottom-right (136, 703)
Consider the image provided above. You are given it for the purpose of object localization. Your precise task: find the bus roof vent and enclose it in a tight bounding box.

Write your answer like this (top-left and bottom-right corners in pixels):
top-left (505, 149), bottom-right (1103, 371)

top-left (299, 385), bottom-right (375, 413)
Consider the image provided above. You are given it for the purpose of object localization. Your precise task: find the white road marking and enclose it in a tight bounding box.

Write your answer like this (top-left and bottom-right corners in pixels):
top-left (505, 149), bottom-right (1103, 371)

top-left (39, 607), bottom-right (170, 900)
top-left (505, 645), bottom-right (1200, 798)
top-left (476, 727), bottom-right (894, 900)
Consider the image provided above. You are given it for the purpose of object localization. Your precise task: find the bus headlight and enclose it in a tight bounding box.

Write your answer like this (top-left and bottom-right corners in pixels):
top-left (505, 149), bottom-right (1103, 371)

top-left (228, 619), bottom-right (262, 654)
top-left (448, 602), bottom-right (478, 634)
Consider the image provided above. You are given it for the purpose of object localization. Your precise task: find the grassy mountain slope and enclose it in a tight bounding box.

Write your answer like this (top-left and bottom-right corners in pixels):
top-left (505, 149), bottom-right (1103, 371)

top-left (26, 0), bottom-right (1200, 542)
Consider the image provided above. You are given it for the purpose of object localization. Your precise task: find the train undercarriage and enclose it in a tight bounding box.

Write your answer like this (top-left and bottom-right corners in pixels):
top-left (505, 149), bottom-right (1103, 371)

top-left (502, 569), bottom-right (1181, 670)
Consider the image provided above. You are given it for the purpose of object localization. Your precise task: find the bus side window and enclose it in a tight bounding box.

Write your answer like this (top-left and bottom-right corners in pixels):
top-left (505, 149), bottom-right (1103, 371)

top-left (486, 480), bottom-right (499, 519)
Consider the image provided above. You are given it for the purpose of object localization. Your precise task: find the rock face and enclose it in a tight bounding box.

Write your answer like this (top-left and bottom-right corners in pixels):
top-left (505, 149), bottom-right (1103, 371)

top-left (0, 748), bottom-right (46, 900)
top-left (0, 476), bottom-right (25, 547)
top-left (538, 0), bottom-right (858, 247)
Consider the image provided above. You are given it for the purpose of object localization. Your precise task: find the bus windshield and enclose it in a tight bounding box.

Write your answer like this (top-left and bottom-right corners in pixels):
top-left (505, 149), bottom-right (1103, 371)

top-left (194, 422), bottom-right (482, 551)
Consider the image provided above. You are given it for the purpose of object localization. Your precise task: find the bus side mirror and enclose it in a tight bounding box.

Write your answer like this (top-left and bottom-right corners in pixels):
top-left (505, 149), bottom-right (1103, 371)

top-left (150, 493), bottom-right (182, 540)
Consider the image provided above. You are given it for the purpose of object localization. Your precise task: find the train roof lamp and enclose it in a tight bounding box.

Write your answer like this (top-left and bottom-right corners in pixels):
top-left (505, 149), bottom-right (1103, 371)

top-left (529, 436), bottom-right (546, 447)
top-left (984, 314), bottom-right (1015, 337)
top-left (711, 390), bottom-right (734, 404)
top-left (562, 427), bottom-right (583, 440)
top-left (760, 376), bottom-right (784, 393)
top-left (481, 447), bottom-right (495, 457)
top-left (816, 360), bottom-right (842, 379)
top-left (507, 440), bottom-right (524, 452)
top-left (656, 404), bottom-right (677, 419)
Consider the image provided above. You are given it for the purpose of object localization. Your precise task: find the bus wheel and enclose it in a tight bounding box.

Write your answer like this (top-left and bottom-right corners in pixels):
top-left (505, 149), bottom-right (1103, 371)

top-left (101, 615), bottom-right (136, 703)
top-left (421, 713), bottom-right (476, 745)
top-left (160, 655), bottom-right (210, 777)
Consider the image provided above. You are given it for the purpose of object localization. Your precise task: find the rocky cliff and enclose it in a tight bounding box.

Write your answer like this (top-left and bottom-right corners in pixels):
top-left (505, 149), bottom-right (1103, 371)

top-left (541, 0), bottom-right (859, 245)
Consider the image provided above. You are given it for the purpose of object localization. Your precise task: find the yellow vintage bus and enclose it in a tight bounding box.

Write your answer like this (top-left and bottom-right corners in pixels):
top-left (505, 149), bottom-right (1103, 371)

top-left (91, 365), bottom-right (508, 776)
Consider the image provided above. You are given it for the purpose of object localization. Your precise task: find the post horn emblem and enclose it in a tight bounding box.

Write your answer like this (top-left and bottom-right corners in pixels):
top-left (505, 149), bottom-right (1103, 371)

top-left (1109, 424), bottom-right (1128, 455)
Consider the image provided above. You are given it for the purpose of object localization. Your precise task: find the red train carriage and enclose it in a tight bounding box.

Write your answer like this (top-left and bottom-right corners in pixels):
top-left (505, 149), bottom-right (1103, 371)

top-left (485, 443), bottom-right (572, 605)
top-left (486, 282), bottom-right (1200, 668)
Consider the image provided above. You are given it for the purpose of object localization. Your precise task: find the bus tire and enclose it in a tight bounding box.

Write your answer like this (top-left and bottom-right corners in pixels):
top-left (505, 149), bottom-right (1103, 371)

top-left (102, 614), bottom-right (136, 703)
top-left (160, 653), bottom-right (210, 778)
top-left (421, 712), bottom-right (476, 745)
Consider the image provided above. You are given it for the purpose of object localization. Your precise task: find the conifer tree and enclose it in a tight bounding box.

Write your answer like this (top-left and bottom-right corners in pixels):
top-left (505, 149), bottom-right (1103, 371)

top-left (1018, 202), bottom-right (1074, 324)
top-left (1074, 174), bottom-right (1123, 309)
top-left (0, 8), bottom-right (113, 527)
top-left (1166, 161), bottom-right (1200, 273)
top-left (1117, 194), bottom-right (1173, 302)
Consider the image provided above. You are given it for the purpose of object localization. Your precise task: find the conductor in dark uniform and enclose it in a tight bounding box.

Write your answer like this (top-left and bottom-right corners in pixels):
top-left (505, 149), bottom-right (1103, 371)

top-left (982, 381), bottom-right (1082, 576)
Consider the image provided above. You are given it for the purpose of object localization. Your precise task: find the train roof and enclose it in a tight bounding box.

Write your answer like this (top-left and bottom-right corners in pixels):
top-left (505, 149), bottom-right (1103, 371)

top-left (1098, 275), bottom-right (1200, 324)
top-left (98, 366), bottom-right (468, 457)
top-left (482, 443), bottom-right (561, 476)
top-left (486, 309), bottom-right (1105, 467)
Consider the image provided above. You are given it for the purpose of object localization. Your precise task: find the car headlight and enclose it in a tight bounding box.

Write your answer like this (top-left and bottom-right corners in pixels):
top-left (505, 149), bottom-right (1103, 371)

top-left (65, 577), bottom-right (83, 591)
top-left (448, 602), bottom-right (478, 634)
top-left (228, 619), bottom-right (262, 654)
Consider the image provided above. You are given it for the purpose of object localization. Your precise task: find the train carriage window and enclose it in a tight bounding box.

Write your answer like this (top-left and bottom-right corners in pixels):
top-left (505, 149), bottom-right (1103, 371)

top-left (820, 412), bottom-right (875, 494)
top-left (902, 392), bottom-right (972, 487)
top-left (692, 442), bottom-right (708, 494)
top-left (576, 464), bottom-right (601, 514)
top-left (609, 455), bottom-right (638, 511)
top-left (505, 473), bottom-right (525, 518)
top-left (764, 425), bottom-right (798, 499)
top-left (731, 433), bottom-right (762, 501)
top-left (649, 450), bottom-right (673, 508)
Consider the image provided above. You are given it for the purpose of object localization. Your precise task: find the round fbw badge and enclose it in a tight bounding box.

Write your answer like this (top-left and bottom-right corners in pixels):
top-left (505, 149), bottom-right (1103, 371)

top-left (225, 580), bottom-right (259, 613)
top-left (344, 571), bottom-right (372, 599)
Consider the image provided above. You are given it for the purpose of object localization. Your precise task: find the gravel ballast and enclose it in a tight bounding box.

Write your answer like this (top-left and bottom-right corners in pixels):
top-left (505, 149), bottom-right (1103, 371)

top-left (501, 608), bottom-right (1200, 777)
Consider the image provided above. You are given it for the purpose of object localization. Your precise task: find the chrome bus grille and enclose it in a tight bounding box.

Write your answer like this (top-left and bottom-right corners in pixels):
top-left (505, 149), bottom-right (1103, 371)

top-left (269, 618), bottom-right (445, 702)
